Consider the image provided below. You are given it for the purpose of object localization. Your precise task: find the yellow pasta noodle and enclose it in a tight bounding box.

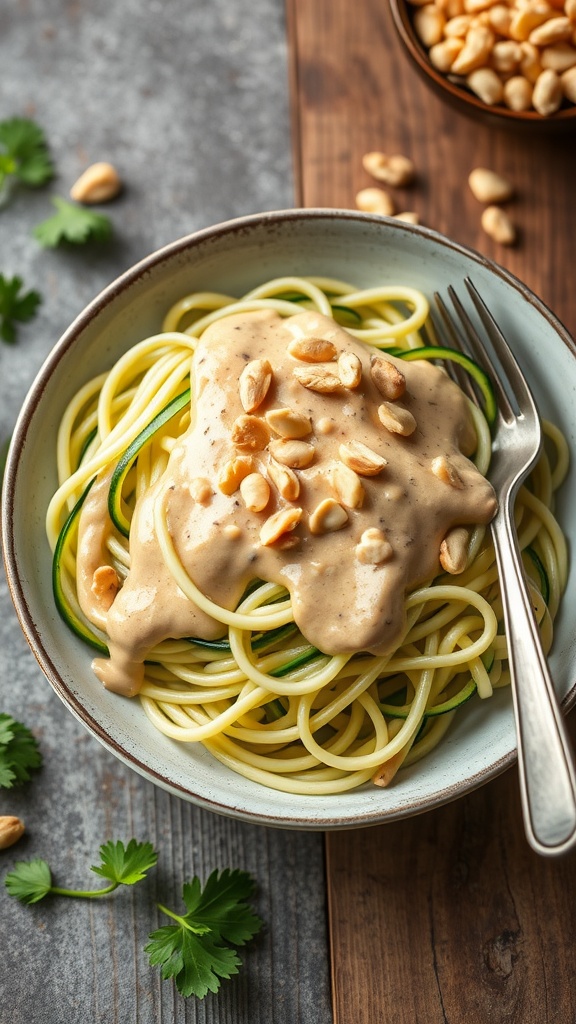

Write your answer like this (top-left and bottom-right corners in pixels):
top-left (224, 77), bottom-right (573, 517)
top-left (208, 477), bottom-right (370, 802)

top-left (46, 276), bottom-right (568, 795)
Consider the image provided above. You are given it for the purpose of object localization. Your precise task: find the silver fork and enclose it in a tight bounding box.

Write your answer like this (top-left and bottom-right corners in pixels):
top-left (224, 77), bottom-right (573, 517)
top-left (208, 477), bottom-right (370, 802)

top-left (434, 277), bottom-right (576, 857)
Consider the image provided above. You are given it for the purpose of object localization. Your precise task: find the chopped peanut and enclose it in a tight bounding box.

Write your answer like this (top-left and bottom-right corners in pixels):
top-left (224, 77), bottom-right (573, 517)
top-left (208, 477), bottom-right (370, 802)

top-left (309, 498), bottom-right (349, 535)
top-left (231, 415), bottom-right (270, 452)
top-left (269, 438), bottom-right (315, 468)
top-left (370, 356), bottom-right (406, 400)
top-left (287, 336), bottom-right (337, 362)
top-left (292, 365), bottom-right (342, 393)
top-left (238, 358), bottom-right (272, 413)
top-left (338, 351), bottom-right (363, 389)
top-left (339, 440), bottom-right (387, 476)
top-left (260, 507), bottom-right (302, 546)
top-left (240, 472), bottom-right (271, 512)
top-left (265, 407), bottom-right (312, 438)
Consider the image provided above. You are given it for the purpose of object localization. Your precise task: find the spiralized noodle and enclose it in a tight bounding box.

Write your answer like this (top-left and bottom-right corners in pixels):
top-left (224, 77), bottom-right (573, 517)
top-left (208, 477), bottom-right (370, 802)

top-left (47, 276), bottom-right (568, 795)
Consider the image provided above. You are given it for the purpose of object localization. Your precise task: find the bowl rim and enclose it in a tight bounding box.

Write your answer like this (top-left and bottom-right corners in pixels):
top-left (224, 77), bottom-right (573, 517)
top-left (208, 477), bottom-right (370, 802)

top-left (388, 0), bottom-right (576, 124)
top-left (3, 206), bottom-right (576, 828)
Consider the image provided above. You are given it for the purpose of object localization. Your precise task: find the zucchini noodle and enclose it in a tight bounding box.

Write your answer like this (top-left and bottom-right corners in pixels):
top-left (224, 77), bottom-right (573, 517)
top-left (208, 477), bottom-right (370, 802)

top-left (47, 276), bottom-right (568, 795)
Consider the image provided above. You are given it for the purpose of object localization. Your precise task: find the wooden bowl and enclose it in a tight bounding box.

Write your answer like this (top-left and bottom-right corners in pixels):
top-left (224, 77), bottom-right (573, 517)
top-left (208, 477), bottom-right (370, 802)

top-left (389, 0), bottom-right (576, 132)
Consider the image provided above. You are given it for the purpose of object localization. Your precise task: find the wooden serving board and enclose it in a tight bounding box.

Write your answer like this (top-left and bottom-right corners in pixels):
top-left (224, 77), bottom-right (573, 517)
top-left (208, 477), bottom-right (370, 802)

top-left (286, 1), bottom-right (576, 1020)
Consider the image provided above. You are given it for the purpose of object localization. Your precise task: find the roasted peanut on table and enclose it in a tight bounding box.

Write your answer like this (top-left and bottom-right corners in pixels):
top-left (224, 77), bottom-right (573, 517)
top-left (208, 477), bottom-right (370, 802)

top-left (408, 0), bottom-right (576, 114)
top-left (481, 204), bottom-right (517, 244)
top-left (70, 161), bottom-right (122, 203)
top-left (0, 815), bottom-right (25, 850)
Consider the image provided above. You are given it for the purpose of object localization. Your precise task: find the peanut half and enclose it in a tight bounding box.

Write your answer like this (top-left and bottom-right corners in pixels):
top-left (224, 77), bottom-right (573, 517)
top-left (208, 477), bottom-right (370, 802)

top-left (468, 167), bottom-right (514, 203)
top-left (70, 162), bottom-right (122, 204)
top-left (238, 358), bottom-right (273, 413)
top-left (240, 472), bottom-right (271, 512)
top-left (355, 527), bottom-right (394, 565)
top-left (260, 507), bottom-right (302, 546)
top-left (481, 204), bottom-right (517, 245)
top-left (309, 498), bottom-right (349, 535)
top-left (269, 438), bottom-right (315, 469)
top-left (287, 336), bottom-right (337, 362)
top-left (355, 187), bottom-right (396, 216)
top-left (362, 152), bottom-right (416, 187)
top-left (0, 815), bottom-right (25, 850)
top-left (370, 355), bottom-right (407, 400)
top-left (339, 440), bottom-right (387, 476)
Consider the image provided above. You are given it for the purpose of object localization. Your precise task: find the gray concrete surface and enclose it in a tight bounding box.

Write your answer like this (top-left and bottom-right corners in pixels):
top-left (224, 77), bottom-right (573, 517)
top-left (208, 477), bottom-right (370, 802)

top-left (0, 2), bottom-right (332, 1021)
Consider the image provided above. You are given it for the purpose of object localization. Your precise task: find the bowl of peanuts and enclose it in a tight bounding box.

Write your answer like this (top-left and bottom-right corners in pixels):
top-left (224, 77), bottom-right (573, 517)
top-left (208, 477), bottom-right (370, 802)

top-left (390, 0), bottom-right (576, 126)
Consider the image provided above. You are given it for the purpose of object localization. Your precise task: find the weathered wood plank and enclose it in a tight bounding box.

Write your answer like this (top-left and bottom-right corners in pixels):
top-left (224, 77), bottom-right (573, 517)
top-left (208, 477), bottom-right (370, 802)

top-left (287, 0), bottom-right (576, 1019)
top-left (326, 718), bottom-right (576, 1024)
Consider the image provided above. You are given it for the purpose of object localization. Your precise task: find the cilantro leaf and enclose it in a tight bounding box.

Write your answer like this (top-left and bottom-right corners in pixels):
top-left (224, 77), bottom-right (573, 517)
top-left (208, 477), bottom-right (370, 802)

top-left (0, 118), bottom-right (53, 189)
top-left (182, 868), bottom-right (262, 945)
top-left (91, 839), bottom-right (158, 886)
top-left (0, 275), bottom-right (42, 344)
top-left (33, 197), bottom-right (112, 248)
top-left (145, 869), bottom-right (263, 999)
top-left (146, 925), bottom-right (242, 999)
top-left (0, 713), bottom-right (42, 787)
top-left (4, 839), bottom-right (157, 903)
top-left (5, 859), bottom-right (53, 905)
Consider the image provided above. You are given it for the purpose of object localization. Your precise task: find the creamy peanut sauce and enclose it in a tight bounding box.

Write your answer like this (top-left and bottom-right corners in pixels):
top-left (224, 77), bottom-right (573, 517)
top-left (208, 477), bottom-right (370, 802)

top-left (76, 309), bottom-right (497, 696)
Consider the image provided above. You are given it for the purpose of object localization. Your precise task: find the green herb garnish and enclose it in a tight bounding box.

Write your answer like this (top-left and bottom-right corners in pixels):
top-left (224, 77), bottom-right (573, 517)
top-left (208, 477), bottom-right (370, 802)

top-left (0, 275), bottom-right (41, 343)
top-left (0, 117), bottom-right (53, 193)
top-left (33, 196), bottom-right (112, 247)
top-left (5, 839), bottom-right (158, 904)
top-left (0, 713), bottom-right (42, 788)
top-left (145, 869), bottom-right (263, 998)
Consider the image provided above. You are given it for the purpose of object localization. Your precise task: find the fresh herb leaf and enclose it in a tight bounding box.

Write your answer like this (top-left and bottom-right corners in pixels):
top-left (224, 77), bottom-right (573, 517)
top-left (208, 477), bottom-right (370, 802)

top-left (0, 275), bottom-right (41, 344)
top-left (4, 839), bottom-right (158, 903)
top-left (4, 859), bottom-right (53, 904)
top-left (0, 713), bottom-right (42, 788)
top-left (91, 838), bottom-right (158, 887)
top-left (0, 118), bottom-right (53, 190)
top-left (33, 197), bottom-right (112, 248)
top-left (145, 869), bottom-right (263, 999)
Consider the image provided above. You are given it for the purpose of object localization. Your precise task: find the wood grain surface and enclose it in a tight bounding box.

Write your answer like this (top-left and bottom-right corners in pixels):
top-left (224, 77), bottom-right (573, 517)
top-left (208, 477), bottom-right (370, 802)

top-left (287, 0), bottom-right (576, 1020)
top-left (0, 3), bottom-right (333, 1023)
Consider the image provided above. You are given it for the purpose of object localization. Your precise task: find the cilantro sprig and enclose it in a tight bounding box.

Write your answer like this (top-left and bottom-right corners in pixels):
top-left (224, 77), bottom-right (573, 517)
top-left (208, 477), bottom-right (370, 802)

top-left (0, 117), bottom-right (53, 194)
top-left (4, 836), bottom-right (261, 1000)
top-left (5, 839), bottom-right (158, 904)
top-left (33, 196), bottom-right (112, 248)
top-left (145, 869), bottom-right (263, 999)
top-left (0, 714), bottom-right (42, 788)
top-left (0, 274), bottom-right (41, 343)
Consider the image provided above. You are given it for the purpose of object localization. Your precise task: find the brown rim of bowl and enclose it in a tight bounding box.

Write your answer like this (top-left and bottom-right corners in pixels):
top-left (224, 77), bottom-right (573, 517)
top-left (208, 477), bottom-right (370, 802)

top-left (2, 208), bottom-right (576, 826)
top-left (389, 0), bottom-right (576, 125)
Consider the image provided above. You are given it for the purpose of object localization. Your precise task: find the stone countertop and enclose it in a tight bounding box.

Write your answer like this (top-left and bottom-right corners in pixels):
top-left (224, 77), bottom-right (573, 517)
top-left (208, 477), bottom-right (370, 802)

top-left (0, 3), bottom-right (331, 1022)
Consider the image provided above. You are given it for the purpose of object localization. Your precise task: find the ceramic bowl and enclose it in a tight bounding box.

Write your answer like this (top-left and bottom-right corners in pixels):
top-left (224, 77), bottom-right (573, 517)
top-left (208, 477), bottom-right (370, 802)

top-left (389, 0), bottom-right (576, 132)
top-left (3, 209), bottom-right (576, 829)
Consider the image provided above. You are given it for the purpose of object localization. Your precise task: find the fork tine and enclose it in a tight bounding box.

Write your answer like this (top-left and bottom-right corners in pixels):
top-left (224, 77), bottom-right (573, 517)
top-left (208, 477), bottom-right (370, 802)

top-left (432, 291), bottom-right (487, 408)
top-left (464, 277), bottom-right (538, 423)
top-left (445, 284), bottom-right (515, 421)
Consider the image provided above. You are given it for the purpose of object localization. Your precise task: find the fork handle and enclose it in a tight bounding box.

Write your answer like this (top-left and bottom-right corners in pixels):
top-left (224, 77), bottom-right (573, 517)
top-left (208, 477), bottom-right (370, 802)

top-left (492, 504), bottom-right (576, 856)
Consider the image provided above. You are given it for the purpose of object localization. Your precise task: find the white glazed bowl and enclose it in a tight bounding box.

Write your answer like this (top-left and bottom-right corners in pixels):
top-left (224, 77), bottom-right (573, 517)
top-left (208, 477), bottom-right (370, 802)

top-left (3, 209), bottom-right (576, 829)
